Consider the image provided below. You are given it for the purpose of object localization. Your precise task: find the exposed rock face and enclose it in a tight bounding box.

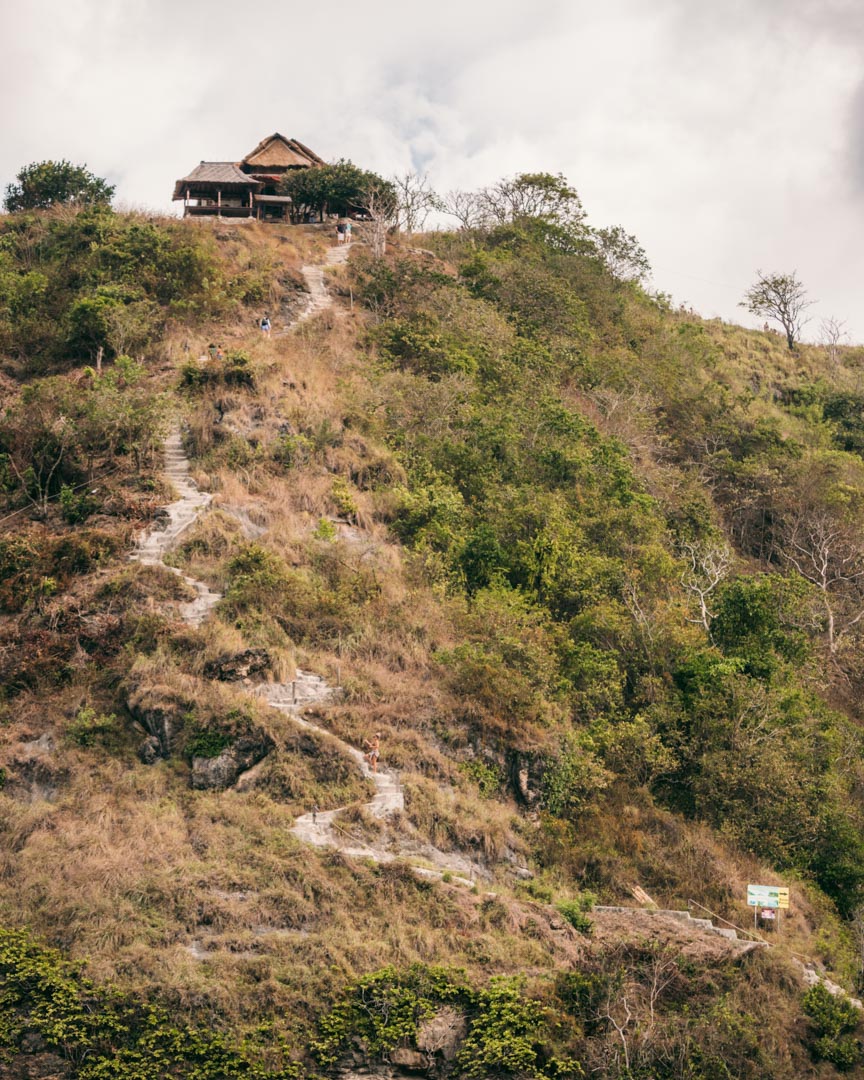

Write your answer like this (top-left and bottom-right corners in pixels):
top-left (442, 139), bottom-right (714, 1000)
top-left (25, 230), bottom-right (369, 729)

top-left (126, 685), bottom-right (191, 760)
top-left (191, 729), bottom-right (275, 790)
top-left (203, 648), bottom-right (270, 683)
top-left (416, 1007), bottom-right (467, 1063)
top-left (333, 1007), bottom-right (469, 1080)
top-left (506, 749), bottom-right (545, 807)
top-left (137, 734), bottom-right (162, 765)
top-left (5, 734), bottom-right (67, 803)
top-left (389, 1048), bottom-right (427, 1071)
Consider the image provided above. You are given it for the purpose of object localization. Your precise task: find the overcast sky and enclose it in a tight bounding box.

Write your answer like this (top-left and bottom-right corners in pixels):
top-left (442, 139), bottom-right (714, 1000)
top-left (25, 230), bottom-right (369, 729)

top-left (4, 0), bottom-right (863, 341)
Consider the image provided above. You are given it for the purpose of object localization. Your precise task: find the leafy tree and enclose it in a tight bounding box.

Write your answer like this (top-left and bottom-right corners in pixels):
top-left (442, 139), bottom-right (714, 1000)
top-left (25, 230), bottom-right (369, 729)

top-left (741, 270), bottom-right (813, 351)
top-left (479, 172), bottom-right (586, 231)
top-left (591, 225), bottom-right (651, 284)
top-left (4, 159), bottom-right (114, 212)
top-left (279, 159), bottom-right (394, 224)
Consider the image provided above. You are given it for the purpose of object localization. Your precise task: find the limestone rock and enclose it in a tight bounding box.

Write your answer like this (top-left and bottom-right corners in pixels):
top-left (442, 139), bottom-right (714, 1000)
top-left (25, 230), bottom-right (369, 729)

top-left (127, 685), bottom-right (191, 758)
top-left (203, 648), bottom-right (271, 683)
top-left (138, 734), bottom-right (162, 765)
top-left (389, 1047), bottom-right (427, 1070)
top-left (191, 729), bottom-right (275, 791)
top-left (416, 1006), bottom-right (467, 1062)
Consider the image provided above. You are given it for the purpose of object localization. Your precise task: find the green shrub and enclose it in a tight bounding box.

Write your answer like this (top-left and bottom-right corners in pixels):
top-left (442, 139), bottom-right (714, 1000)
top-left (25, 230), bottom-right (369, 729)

top-left (185, 726), bottom-right (232, 759)
top-left (59, 483), bottom-right (99, 524)
top-left (66, 706), bottom-right (120, 748)
top-left (459, 758), bottom-right (503, 798)
top-left (803, 983), bottom-right (863, 1070)
top-left (330, 476), bottom-right (358, 520)
top-left (0, 926), bottom-right (300, 1078)
top-left (314, 517), bottom-right (337, 541)
top-left (555, 898), bottom-right (594, 935)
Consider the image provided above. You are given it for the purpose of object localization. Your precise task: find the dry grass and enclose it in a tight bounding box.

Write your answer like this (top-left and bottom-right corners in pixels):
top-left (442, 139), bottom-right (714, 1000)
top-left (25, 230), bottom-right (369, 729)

top-left (1, 219), bottom-right (858, 1065)
top-left (400, 771), bottom-right (523, 865)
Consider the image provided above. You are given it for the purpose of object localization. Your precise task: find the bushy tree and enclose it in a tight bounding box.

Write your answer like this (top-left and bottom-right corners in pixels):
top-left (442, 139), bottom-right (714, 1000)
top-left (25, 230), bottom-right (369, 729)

top-left (4, 159), bottom-right (114, 212)
top-left (279, 159), bottom-right (395, 224)
top-left (741, 270), bottom-right (813, 351)
top-left (479, 172), bottom-right (586, 230)
top-left (591, 225), bottom-right (651, 284)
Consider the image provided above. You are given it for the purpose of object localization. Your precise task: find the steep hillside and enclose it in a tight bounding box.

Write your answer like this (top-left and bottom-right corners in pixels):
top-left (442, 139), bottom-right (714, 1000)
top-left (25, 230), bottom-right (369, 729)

top-left (3, 204), bottom-right (864, 1077)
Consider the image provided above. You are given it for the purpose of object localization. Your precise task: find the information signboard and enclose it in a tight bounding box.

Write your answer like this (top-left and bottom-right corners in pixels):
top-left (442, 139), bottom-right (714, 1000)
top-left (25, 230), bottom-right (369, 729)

top-left (747, 884), bottom-right (789, 909)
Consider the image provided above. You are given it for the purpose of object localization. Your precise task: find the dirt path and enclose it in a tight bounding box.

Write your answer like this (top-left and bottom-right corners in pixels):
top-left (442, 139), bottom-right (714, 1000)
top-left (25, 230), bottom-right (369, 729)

top-left (131, 244), bottom-right (479, 883)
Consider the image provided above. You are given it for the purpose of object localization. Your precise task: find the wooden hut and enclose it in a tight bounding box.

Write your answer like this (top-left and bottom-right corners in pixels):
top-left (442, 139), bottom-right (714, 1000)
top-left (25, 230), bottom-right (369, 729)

top-left (173, 134), bottom-right (324, 221)
top-left (172, 162), bottom-right (262, 218)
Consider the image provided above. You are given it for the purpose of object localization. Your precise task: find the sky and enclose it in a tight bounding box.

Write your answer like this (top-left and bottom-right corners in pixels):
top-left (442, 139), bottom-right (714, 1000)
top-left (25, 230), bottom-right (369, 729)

top-left (3, 0), bottom-right (863, 341)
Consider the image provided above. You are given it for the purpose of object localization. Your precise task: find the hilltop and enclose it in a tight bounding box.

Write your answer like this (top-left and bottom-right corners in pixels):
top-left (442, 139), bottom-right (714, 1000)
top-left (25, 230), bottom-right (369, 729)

top-left (3, 199), bottom-right (864, 1077)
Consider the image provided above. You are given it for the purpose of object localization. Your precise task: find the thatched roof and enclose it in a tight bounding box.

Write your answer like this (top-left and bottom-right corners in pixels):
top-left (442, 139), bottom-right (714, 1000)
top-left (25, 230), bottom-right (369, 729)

top-left (172, 162), bottom-right (261, 200)
top-left (241, 133), bottom-right (324, 171)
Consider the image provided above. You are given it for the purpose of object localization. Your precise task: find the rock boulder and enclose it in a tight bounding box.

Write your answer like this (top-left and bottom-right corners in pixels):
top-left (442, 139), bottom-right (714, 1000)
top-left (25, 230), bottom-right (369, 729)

top-left (203, 649), bottom-right (271, 683)
top-left (191, 729), bottom-right (275, 790)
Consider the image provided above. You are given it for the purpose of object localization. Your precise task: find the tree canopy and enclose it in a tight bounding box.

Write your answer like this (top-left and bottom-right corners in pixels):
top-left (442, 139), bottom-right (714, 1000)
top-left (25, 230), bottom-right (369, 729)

top-left (4, 160), bottom-right (114, 212)
top-left (278, 160), bottom-right (395, 223)
top-left (742, 270), bottom-right (813, 351)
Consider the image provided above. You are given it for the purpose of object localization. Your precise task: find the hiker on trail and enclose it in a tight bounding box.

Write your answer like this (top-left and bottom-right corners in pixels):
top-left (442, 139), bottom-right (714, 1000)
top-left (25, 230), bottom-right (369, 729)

top-left (312, 803), bottom-right (319, 825)
top-left (260, 314), bottom-right (271, 338)
top-left (344, 219), bottom-right (353, 245)
top-left (336, 221), bottom-right (345, 245)
top-left (208, 343), bottom-right (217, 360)
top-left (363, 732), bottom-right (381, 773)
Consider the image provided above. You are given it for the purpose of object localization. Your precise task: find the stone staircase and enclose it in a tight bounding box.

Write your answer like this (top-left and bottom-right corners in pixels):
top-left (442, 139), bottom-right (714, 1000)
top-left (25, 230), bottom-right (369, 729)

top-left (290, 244), bottom-right (350, 328)
top-left (594, 905), bottom-right (743, 942)
top-left (132, 429), bottom-right (221, 627)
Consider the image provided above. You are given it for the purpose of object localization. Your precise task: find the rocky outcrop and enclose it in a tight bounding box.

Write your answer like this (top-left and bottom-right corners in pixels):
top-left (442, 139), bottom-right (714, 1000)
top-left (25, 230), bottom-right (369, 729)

top-left (203, 648), bottom-right (270, 682)
top-left (334, 1007), bottom-right (469, 1079)
top-left (127, 685), bottom-right (192, 760)
top-left (191, 729), bottom-right (275, 790)
top-left (5, 735), bottom-right (67, 803)
top-left (506, 748), bottom-right (545, 807)
top-left (416, 1007), bottom-right (467, 1063)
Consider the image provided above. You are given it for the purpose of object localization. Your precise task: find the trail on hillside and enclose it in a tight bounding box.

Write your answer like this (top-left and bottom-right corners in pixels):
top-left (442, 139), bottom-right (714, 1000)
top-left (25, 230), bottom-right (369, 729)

top-left (131, 243), bottom-right (482, 883)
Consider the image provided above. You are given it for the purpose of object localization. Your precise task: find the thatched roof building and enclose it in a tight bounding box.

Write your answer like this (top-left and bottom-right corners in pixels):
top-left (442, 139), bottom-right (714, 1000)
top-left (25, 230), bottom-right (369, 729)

top-left (240, 133), bottom-right (325, 175)
top-left (173, 134), bottom-right (324, 220)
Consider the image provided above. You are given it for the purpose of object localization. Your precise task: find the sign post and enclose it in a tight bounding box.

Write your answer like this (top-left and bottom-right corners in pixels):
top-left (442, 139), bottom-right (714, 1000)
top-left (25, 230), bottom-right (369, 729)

top-left (747, 884), bottom-right (789, 933)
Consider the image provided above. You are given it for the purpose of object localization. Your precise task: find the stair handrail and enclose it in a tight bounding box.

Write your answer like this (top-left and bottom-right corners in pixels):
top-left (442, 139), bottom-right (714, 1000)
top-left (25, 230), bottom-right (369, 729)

top-left (686, 898), bottom-right (769, 945)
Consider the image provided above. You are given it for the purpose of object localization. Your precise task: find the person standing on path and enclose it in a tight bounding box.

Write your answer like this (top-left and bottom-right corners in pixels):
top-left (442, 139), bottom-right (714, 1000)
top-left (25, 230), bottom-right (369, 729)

top-left (312, 803), bottom-right (319, 825)
top-left (344, 219), bottom-right (352, 245)
top-left (260, 314), bottom-right (271, 338)
top-left (363, 732), bottom-right (381, 773)
top-left (336, 221), bottom-right (345, 245)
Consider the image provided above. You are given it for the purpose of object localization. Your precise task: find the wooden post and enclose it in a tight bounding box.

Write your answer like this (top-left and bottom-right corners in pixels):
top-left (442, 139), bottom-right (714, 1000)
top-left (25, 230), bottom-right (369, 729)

top-left (292, 681), bottom-right (296, 704)
top-left (217, 189), bottom-right (221, 217)
top-left (95, 345), bottom-right (103, 375)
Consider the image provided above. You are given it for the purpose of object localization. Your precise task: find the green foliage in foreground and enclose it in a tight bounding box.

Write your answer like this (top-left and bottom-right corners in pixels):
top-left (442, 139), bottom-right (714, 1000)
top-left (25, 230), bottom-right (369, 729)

top-left (312, 964), bottom-right (578, 1079)
top-left (803, 983), bottom-right (864, 1071)
top-left (0, 927), bottom-right (300, 1079)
